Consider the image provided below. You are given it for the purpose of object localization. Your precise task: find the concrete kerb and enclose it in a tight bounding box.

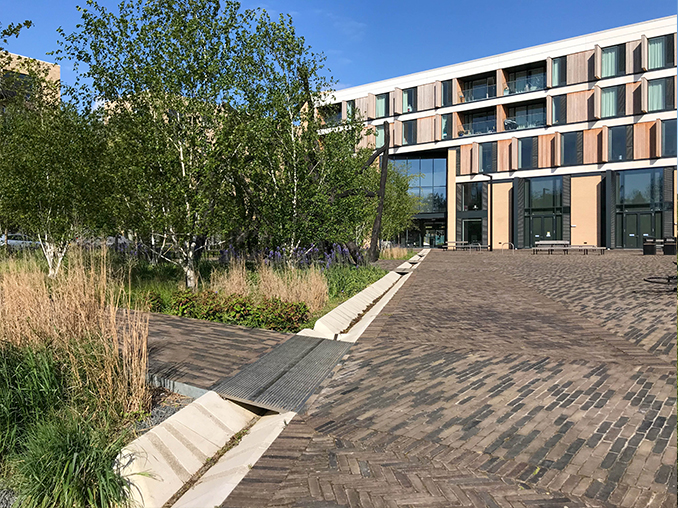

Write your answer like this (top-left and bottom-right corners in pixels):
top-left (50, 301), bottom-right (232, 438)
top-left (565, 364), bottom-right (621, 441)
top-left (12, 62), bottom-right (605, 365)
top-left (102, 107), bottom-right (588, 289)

top-left (338, 271), bottom-right (412, 343)
top-left (172, 410), bottom-right (296, 508)
top-left (118, 391), bottom-right (260, 508)
top-left (311, 271), bottom-right (401, 339)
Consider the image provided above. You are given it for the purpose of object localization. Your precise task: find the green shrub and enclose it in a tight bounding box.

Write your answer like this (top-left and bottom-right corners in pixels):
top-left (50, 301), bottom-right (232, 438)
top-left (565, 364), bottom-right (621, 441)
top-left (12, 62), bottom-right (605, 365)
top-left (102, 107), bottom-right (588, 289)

top-left (144, 290), bottom-right (166, 313)
top-left (325, 265), bottom-right (388, 300)
top-left (10, 412), bottom-right (131, 508)
top-left (221, 295), bottom-right (258, 324)
top-left (256, 298), bottom-right (309, 332)
top-left (165, 289), bottom-right (308, 332)
top-left (0, 344), bottom-right (65, 459)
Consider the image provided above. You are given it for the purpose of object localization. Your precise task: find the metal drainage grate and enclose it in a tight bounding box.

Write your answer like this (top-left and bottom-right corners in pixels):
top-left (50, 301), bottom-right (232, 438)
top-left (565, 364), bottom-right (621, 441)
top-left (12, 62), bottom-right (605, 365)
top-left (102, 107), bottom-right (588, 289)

top-left (211, 336), bottom-right (351, 413)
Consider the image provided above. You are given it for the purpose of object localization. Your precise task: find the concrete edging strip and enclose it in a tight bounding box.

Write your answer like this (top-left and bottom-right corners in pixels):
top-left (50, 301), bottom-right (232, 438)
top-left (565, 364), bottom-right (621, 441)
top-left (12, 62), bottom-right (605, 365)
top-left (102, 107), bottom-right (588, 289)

top-left (118, 391), bottom-right (259, 508)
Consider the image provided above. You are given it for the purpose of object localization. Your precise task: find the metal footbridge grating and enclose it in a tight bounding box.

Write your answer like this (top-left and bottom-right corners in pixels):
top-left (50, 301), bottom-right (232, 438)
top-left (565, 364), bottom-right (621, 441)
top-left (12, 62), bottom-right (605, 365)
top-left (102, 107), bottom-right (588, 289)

top-left (210, 335), bottom-right (351, 413)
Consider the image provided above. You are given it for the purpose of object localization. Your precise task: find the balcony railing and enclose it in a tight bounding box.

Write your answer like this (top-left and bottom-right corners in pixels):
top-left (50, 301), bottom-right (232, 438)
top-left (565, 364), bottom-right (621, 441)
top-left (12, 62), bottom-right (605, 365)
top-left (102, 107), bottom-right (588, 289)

top-left (503, 73), bottom-right (546, 96)
top-left (459, 84), bottom-right (496, 103)
top-left (504, 112), bottom-right (546, 131)
top-left (458, 118), bottom-right (497, 137)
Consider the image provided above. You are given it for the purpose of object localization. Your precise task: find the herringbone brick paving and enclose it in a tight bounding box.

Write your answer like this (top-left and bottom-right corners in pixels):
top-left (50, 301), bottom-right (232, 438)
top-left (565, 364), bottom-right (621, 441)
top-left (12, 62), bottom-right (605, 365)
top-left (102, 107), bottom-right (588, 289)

top-left (223, 251), bottom-right (676, 508)
top-left (147, 313), bottom-right (292, 389)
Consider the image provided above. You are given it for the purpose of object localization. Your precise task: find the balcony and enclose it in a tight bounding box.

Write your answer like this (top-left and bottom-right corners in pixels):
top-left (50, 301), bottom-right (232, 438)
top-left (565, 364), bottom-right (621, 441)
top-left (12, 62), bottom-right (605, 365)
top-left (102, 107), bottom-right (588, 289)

top-left (459, 84), bottom-right (497, 103)
top-left (503, 73), bottom-right (546, 96)
top-left (458, 117), bottom-right (497, 137)
top-left (504, 111), bottom-right (546, 131)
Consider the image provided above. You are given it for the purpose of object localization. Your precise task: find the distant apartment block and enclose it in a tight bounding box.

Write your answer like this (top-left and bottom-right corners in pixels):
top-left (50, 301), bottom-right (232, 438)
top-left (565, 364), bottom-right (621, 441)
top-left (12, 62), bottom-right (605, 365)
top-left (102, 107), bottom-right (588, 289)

top-left (332, 16), bottom-right (677, 249)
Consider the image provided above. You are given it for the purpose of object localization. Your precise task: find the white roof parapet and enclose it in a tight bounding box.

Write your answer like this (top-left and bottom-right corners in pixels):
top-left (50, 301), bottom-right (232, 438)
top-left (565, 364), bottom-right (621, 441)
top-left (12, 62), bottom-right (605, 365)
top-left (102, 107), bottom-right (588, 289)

top-left (332, 16), bottom-right (677, 101)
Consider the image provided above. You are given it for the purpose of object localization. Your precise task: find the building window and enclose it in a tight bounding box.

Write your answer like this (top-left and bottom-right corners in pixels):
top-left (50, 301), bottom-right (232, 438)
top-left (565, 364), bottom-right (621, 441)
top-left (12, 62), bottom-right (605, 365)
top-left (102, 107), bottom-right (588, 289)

top-left (662, 119), bottom-right (676, 157)
top-left (460, 75), bottom-right (496, 103)
top-left (375, 124), bottom-right (385, 148)
top-left (601, 44), bottom-right (625, 78)
top-left (320, 103), bottom-right (341, 125)
top-left (505, 65), bottom-right (546, 95)
top-left (506, 103), bottom-right (546, 131)
top-left (552, 57), bottom-right (567, 87)
top-left (552, 95), bottom-right (566, 125)
top-left (461, 182), bottom-right (483, 211)
top-left (648, 77), bottom-right (675, 112)
top-left (648, 34), bottom-right (675, 70)
top-left (519, 137), bottom-right (536, 169)
top-left (345, 100), bottom-right (355, 119)
top-left (608, 125), bottom-right (632, 162)
top-left (376, 93), bottom-right (389, 118)
top-left (454, 147), bottom-right (461, 176)
top-left (441, 113), bottom-right (453, 140)
top-left (402, 120), bottom-right (417, 145)
top-left (601, 85), bottom-right (624, 118)
top-left (442, 80), bottom-right (453, 107)
top-left (460, 110), bottom-right (496, 137)
top-left (561, 131), bottom-right (582, 166)
top-left (479, 142), bottom-right (496, 173)
top-left (403, 88), bottom-right (417, 113)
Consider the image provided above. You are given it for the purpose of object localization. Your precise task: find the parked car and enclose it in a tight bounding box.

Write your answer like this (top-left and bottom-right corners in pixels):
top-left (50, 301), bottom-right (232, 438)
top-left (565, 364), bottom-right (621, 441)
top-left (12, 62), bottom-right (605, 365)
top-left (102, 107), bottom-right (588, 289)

top-left (0, 233), bottom-right (40, 250)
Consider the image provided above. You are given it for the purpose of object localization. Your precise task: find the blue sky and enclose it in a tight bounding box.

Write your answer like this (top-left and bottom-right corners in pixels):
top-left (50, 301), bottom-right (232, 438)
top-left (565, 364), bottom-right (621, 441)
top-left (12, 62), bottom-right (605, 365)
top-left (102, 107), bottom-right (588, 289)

top-left (1, 0), bottom-right (676, 90)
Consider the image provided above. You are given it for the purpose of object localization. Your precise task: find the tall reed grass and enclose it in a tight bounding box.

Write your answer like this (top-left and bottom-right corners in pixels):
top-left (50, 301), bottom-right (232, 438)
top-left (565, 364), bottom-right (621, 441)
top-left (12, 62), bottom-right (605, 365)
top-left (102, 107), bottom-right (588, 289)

top-left (379, 246), bottom-right (411, 260)
top-left (0, 250), bottom-right (149, 417)
top-left (210, 261), bottom-right (329, 313)
top-left (0, 249), bottom-right (149, 507)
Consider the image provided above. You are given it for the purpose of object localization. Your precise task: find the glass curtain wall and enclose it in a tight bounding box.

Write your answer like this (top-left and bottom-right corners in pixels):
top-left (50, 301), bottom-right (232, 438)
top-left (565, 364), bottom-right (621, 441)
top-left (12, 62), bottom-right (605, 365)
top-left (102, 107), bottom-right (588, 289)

top-left (392, 156), bottom-right (447, 214)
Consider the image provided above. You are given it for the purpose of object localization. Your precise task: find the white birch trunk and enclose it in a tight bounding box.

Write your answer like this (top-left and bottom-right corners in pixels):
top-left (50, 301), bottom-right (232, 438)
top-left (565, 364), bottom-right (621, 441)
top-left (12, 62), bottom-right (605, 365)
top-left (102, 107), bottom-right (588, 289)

top-left (39, 236), bottom-right (69, 278)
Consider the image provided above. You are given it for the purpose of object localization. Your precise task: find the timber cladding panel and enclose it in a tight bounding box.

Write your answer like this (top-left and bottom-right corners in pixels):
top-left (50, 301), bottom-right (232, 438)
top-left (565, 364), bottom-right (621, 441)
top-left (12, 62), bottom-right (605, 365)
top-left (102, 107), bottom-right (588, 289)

top-left (355, 96), bottom-right (370, 119)
top-left (492, 182), bottom-right (512, 249)
top-left (459, 145), bottom-right (472, 175)
top-left (538, 134), bottom-right (555, 168)
top-left (571, 175), bottom-right (602, 246)
top-left (497, 139), bottom-right (511, 172)
top-left (566, 90), bottom-right (593, 123)
top-left (566, 49), bottom-right (595, 84)
top-left (417, 83), bottom-right (435, 111)
top-left (627, 40), bottom-right (642, 74)
top-left (633, 122), bottom-right (653, 160)
top-left (583, 128), bottom-right (602, 164)
top-left (417, 116), bottom-right (435, 144)
top-left (626, 82), bottom-right (641, 115)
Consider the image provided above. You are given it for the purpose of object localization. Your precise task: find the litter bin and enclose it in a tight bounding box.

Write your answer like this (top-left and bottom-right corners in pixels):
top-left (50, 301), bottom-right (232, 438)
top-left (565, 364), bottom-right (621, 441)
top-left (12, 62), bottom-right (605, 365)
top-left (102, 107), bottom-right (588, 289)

top-left (663, 237), bottom-right (676, 256)
top-left (643, 237), bottom-right (656, 255)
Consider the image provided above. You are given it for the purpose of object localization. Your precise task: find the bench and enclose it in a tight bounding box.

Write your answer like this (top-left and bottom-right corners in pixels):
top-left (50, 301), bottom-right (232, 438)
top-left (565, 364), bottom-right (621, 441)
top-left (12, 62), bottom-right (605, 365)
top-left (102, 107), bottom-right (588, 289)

top-left (532, 241), bottom-right (605, 255)
top-left (442, 241), bottom-right (468, 251)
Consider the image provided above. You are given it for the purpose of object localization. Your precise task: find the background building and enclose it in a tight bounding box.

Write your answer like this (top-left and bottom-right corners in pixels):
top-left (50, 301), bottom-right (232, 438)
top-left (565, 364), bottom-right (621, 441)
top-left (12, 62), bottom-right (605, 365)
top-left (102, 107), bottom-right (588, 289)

top-left (333, 16), bottom-right (677, 249)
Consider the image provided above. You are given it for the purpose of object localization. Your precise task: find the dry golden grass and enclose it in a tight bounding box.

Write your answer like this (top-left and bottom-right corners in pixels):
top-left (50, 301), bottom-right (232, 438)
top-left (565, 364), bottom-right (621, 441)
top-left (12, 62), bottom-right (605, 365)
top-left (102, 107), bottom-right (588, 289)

top-left (379, 246), bottom-right (410, 259)
top-left (0, 249), bottom-right (149, 416)
top-left (255, 264), bottom-right (329, 313)
top-left (210, 258), bottom-right (251, 297)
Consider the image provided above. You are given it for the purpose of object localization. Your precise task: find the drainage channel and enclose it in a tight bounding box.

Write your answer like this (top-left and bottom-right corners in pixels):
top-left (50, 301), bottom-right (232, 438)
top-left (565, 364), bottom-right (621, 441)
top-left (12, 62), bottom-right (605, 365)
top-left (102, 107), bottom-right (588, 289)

top-left (210, 335), bottom-right (351, 413)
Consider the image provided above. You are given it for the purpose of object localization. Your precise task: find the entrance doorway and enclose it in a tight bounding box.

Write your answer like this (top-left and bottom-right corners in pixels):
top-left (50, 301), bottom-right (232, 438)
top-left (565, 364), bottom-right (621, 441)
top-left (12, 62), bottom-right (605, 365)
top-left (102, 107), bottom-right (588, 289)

top-left (618, 212), bottom-right (660, 248)
top-left (462, 219), bottom-right (482, 244)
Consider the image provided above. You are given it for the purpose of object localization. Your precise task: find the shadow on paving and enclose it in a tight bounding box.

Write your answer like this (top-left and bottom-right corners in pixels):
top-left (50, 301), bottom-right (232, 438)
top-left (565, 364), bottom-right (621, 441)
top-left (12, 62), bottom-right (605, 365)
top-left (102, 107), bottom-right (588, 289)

top-left (223, 250), bottom-right (676, 508)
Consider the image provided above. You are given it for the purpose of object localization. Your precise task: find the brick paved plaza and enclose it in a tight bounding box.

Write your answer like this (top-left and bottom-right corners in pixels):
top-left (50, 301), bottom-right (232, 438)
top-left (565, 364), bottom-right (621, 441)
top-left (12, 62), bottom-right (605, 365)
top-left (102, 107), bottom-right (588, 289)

top-left (222, 251), bottom-right (676, 508)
